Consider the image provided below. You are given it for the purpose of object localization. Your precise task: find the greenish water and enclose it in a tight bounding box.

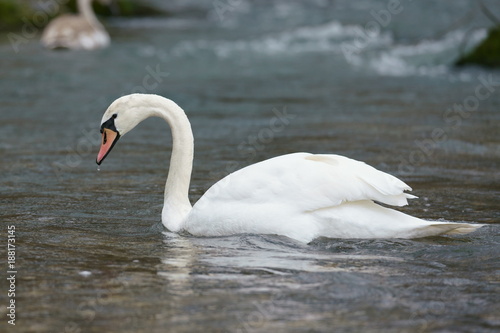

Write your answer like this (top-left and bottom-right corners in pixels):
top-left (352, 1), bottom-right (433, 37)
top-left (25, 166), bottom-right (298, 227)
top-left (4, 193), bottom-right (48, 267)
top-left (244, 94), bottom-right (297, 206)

top-left (1, 0), bottom-right (499, 332)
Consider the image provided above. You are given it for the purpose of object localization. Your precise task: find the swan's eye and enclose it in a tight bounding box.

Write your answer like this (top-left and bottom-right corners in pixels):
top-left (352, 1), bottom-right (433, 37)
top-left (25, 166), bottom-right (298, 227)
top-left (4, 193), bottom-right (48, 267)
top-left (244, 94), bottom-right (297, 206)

top-left (112, 114), bottom-right (117, 118)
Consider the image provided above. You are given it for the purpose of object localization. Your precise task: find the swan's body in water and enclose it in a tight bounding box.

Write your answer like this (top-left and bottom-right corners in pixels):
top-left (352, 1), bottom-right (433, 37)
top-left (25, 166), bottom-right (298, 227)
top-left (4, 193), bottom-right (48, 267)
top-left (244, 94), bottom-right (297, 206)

top-left (96, 94), bottom-right (483, 243)
top-left (41, 0), bottom-right (109, 50)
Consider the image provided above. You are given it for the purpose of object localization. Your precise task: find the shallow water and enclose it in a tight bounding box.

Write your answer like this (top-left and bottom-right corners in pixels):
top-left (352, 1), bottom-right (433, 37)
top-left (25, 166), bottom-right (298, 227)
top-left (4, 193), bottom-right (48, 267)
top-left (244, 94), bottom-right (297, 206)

top-left (1, 0), bottom-right (499, 332)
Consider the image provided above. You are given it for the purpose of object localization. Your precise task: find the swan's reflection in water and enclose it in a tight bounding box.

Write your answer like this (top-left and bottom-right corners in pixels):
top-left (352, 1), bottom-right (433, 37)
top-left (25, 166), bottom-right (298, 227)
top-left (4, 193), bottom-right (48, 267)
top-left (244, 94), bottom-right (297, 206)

top-left (158, 233), bottom-right (405, 276)
top-left (158, 232), bottom-right (198, 296)
top-left (152, 234), bottom-right (429, 331)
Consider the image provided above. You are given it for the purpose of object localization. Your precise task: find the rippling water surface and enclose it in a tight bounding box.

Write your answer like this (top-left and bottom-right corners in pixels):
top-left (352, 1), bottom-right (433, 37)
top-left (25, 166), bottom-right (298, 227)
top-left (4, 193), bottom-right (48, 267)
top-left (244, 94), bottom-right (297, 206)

top-left (1, 0), bottom-right (499, 332)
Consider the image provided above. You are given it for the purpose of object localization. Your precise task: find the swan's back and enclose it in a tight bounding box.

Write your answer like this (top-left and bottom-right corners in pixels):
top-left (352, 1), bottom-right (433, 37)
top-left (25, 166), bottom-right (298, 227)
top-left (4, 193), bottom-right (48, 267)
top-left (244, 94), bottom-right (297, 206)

top-left (41, 14), bottom-right (109, 50)
top-left (184, 153), bottom-right (482, 242)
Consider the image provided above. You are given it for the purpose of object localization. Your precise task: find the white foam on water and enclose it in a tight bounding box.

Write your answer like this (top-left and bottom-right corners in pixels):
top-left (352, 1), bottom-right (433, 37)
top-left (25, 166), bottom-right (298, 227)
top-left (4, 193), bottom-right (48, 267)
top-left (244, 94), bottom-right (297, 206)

top-left (78, 271), bottom-right (92, 277)
top-left (171, 20), bottom-right (392, 58)
top-left (170, 20), bottom-right (487, 79)
top-left (358, 28), bottom-right (488, 77)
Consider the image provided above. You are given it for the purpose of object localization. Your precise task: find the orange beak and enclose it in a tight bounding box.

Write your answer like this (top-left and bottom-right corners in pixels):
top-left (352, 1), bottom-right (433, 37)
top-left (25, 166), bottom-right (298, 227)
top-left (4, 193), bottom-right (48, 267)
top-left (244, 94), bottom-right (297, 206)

top-left (96, 128), bottom-right (120, 165)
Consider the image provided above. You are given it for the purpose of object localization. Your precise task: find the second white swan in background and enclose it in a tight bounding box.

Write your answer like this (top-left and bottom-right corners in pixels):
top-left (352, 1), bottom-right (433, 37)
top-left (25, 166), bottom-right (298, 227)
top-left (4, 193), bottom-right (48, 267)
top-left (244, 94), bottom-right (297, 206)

top-left (96, 94), bottom-right (483, 243)
top-left (41, 0), bottom-right (110, 50)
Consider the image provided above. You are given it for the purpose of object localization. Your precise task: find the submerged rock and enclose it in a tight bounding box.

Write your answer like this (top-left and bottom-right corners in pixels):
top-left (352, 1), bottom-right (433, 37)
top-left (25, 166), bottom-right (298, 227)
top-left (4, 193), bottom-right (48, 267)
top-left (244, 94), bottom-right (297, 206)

top-left (456, 26), bottom-right (500, 68)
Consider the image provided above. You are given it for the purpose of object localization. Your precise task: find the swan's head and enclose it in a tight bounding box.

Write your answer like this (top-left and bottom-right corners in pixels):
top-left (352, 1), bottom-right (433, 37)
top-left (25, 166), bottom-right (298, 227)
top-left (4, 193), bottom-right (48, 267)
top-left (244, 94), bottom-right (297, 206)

top-left (96, 94), bottom-right (151, 165)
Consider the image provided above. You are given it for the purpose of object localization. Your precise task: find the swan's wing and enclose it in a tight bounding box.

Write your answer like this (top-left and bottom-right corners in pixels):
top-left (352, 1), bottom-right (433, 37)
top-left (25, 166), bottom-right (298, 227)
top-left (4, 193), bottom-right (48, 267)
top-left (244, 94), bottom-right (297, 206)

top-left (197, 152), bottom-right (416, 214)
top-left (187, 152), bottom-right (484, 242)
top-left (301, 153), bottom-right (416, 207)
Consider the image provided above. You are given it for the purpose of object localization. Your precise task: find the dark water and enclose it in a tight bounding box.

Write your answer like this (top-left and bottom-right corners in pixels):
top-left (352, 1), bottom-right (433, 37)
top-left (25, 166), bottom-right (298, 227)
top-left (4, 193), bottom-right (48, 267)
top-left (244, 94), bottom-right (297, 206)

top-left (1, 0), bottom-right (499, 332)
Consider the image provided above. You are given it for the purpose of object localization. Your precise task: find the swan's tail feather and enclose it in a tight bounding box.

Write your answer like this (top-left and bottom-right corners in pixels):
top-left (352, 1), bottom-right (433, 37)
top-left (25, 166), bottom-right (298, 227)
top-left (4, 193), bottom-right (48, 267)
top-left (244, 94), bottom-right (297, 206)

top-left (416, 222), bottom-right (485, 237)
top-left (436, 223), bottom-right (485, 235)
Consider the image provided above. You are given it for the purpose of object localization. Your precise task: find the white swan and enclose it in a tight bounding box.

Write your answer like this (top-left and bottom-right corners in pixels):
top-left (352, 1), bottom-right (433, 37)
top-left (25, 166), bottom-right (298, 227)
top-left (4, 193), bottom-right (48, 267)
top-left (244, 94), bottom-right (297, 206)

top-left (41, 0), bottom-right (110, 50)
top-left (96, 94), bottom-right (483, 243)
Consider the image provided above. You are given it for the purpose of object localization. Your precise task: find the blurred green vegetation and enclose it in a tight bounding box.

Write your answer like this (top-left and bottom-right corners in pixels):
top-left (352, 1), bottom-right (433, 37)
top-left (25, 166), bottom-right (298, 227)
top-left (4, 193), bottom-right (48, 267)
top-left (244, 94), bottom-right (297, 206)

top-left (456, 26), bottom-right (500, 68)
top-left (0, 0), bottom-right (36, 30)
top-left (66, 0), bottom-right (166, 17)
top-left (0, 0), bottom-right (166, 31)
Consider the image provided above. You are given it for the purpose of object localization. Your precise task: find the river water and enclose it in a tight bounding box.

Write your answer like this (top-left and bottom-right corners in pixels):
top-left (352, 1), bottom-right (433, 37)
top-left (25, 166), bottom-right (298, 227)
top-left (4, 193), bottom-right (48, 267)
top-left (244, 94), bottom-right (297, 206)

top-left (1, 0), bottom-right (499, 332)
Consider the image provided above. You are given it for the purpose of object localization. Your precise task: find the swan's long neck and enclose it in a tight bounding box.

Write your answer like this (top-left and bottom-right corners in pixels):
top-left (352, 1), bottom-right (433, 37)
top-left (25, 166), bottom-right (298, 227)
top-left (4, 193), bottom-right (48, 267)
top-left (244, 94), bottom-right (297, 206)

top-left (139, 97), bottom-right (194, 232)
top-left (78, 0), bottom-right (100, 26)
